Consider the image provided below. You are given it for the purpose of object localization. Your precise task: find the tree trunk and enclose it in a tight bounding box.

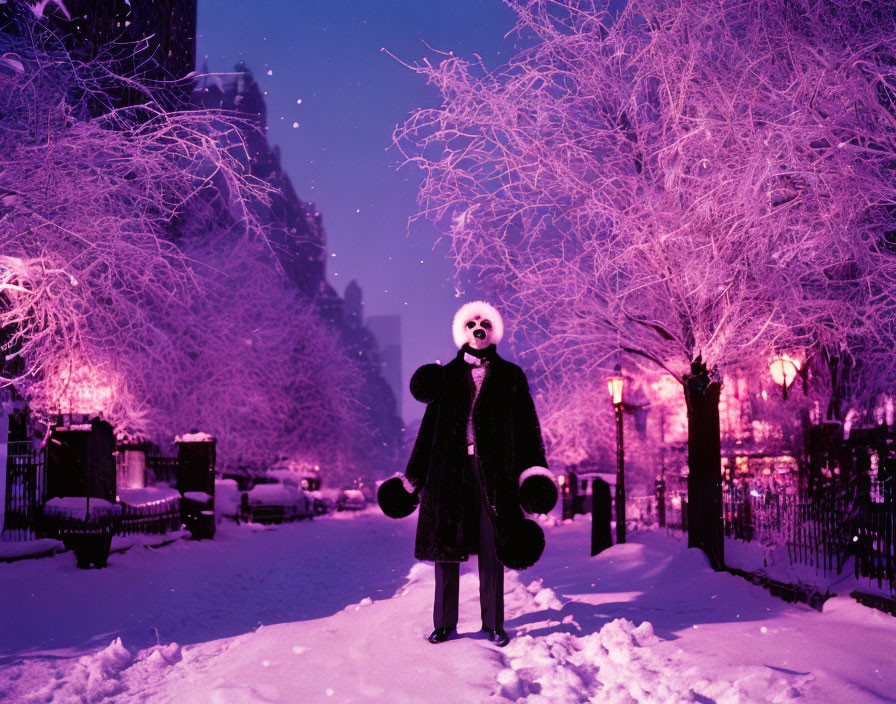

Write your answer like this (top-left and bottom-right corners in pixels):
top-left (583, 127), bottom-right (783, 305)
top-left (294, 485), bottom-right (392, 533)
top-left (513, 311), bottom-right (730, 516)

top-left (683, 357), bottom-right (724, 571)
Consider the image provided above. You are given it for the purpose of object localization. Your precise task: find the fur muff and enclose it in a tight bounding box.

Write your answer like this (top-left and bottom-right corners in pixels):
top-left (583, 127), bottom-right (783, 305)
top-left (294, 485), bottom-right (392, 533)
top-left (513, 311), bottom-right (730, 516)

top-left (404, 345), bottom-right (549, 565)
top-left (377, 476), bottom-right (419, 519)
top-left (496, 519), bottom-right (545, 570)
top-left (452, 301), bottom-right (504, 348)
top-left (519, 467), bottom-right (558, 515)
top-left (409, 363), bottom-right (444, 404)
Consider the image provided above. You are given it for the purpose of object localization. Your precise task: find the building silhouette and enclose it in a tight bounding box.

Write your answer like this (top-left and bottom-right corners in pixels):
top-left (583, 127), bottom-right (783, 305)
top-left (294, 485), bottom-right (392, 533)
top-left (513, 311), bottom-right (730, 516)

top-left (366, 315), bottom-right (402, 423)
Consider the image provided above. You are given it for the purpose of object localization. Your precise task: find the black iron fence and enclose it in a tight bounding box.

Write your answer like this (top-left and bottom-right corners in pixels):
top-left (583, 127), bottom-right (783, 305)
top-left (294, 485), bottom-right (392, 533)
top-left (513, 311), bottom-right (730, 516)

top-left (653, 421), bottom-right (896, 598)
top-left (658, 478), bottom-right (895, 595)
top-left (722, 484), bottom-right (858, 576)
top-left (3, 442), bottom-right (185, 542)
top-left (145, 453), bottom-right (178, 485)
top-left (2, 441), bottom-right (46, 542)
top-left (656, 484), bottom-right (687, 531)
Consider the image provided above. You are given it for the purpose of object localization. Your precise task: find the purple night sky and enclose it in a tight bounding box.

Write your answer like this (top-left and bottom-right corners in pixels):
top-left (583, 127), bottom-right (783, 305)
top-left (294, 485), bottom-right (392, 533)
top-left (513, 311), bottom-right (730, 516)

top-left (196, 0), bottom-right (534, 426)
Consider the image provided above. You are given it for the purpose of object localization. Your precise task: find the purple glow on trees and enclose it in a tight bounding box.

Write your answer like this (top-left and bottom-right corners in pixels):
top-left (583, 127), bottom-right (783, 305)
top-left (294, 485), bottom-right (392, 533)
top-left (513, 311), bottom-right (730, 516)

top-left (0, 17), bottom-right (270, 432)
top-left (395, 0), bottom-right (896, 568)
top-left (0, 10), bottom-right (367, 474)
top-left (146, 239), bottom-right (365, 472)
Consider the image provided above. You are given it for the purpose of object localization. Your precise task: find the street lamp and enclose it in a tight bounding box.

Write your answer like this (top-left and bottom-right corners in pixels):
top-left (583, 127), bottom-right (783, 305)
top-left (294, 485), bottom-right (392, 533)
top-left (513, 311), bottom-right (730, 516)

top-left (607, 364), bottom-right (626, 544)
top-left (769, 354), bottom-right (800, 400)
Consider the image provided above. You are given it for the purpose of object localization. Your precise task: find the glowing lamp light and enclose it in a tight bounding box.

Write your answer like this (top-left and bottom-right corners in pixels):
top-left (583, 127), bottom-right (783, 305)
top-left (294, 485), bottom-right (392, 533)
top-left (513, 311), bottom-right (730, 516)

top-left (46, 362), bottom-right (114, 416)
top-left (769, 355), bottom-right (800, 387)
top-left (607, 365), bottom-right (625, 406)
top-left (769, 354), bottom-right (800, 400)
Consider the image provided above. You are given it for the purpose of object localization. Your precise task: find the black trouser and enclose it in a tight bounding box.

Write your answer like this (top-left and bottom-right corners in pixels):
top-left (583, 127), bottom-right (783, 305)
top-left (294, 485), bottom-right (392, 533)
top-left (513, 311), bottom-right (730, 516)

top-left (433, 455), bottom-right (504, 630)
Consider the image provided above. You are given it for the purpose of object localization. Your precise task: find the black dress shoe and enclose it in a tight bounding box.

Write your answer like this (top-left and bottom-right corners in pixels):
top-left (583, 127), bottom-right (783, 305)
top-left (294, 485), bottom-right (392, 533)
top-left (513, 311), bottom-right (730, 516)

top-left (428, 627), bottom-right (454, 643)
top-left (490, 628), bottom-right (511, 647)
top-left (480, 626), bottom-right (495, 639)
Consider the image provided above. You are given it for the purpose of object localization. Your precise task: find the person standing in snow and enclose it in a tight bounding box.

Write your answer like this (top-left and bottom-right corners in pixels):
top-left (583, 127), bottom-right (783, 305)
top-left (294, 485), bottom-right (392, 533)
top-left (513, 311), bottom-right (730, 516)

top-left (378, 301), bottom-right (558, 647)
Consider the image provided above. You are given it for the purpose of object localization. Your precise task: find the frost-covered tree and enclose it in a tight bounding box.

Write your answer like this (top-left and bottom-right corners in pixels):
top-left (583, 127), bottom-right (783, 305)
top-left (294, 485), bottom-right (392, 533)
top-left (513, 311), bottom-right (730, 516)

top-left (0, 11), bottom-right (273, 436)
top-left (146, 238), bottom-right (366, 474)
top-left (0, 8), bottom-right (368, 477)
top-left (395, 0), bottom-right (896, 568)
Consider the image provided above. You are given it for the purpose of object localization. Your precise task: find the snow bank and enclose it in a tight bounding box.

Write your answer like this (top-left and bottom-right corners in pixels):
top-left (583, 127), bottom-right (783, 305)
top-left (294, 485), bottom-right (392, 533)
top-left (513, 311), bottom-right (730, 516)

top-left (215, 478), bottom-right (242, 518)
top-left (497, 616), bottom-right (805, 703)
top-left (24, 639), bottom-right (181, 704)
top-left (0, 538), bottom-right (64, 561)
top-left (496, 619), bottom-right (666, 703)
top-left (110, 530), bottom-right (189, 553)
top-left (26, 637), bottom-right (131, 703)
top-left (4, 512), bottom-right (894, 704)
top-left (725, 535), bottom-right (896, 602)
top-left (505, 574), bottom-right (564, 615)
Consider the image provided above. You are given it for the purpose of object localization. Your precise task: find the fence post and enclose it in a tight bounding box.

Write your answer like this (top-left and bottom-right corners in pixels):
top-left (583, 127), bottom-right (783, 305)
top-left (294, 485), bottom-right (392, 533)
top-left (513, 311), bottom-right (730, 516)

top-left (176, 434), bottom-right (216, 539)
top-left (0, 401), bottom-right (7, 536)
top-left (591, 477), bottom-right (613, 555)
top-left (656, 478), bottom-right (666, 528)
top-left (742, 482), bottom-right (753, 542)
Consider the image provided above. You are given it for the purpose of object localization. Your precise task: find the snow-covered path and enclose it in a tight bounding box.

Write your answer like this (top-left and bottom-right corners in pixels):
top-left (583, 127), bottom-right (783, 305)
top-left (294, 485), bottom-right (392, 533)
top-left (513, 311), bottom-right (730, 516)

top-left (1, 511), bottom-right (894, 703)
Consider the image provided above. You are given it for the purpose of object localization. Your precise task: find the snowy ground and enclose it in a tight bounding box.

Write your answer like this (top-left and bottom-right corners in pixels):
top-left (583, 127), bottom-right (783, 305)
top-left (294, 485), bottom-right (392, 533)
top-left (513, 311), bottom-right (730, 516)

top-left (1, 510), bottom-right (894, 704)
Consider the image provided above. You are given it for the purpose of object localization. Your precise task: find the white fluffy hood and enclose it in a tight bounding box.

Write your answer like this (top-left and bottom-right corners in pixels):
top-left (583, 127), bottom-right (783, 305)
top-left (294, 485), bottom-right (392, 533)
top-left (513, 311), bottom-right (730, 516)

top-left (452, 301), bottom-right (504, 348)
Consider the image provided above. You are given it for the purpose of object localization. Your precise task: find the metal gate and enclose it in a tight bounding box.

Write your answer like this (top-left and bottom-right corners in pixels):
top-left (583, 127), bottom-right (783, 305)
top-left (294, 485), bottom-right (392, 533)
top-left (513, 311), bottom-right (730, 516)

top-left (2, 441), bottom-right (46, 542)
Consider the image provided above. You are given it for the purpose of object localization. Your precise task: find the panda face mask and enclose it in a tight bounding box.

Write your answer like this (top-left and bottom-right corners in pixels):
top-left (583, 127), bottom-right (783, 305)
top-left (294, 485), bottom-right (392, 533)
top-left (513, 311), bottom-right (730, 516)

top-left (452, 301), bottom-right (504, 350)
top-left (464, 315), bottom-right (494, 350)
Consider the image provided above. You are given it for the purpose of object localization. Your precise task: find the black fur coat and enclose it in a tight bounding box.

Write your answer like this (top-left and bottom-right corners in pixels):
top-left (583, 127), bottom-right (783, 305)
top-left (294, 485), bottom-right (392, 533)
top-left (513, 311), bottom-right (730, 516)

top-left (405, 344), bottom-right (548, 563)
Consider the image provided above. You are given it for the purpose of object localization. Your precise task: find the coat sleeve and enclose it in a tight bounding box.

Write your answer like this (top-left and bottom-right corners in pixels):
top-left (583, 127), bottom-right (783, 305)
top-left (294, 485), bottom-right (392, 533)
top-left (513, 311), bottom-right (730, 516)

top-left (405, 393), bottom-right (437, 493)
top-left (514, 368), bottom-right (548, 478)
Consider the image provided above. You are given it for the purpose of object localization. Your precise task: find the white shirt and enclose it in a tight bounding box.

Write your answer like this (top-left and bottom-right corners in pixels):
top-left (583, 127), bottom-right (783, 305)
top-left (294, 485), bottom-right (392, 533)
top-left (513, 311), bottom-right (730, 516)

top-left (464, 352), bottom-right (488, 449)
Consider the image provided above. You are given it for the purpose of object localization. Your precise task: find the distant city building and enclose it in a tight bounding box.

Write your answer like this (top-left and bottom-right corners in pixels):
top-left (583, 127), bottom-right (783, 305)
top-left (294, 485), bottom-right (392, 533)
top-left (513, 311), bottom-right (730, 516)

top-left (193, 63), bottom-right (327, 298)
top-left (192, 65), bottom-right (403, 472)
top-left (344, 281), bottom-right (364, 329)
top-left (366, 315), bottom-right (402, 422)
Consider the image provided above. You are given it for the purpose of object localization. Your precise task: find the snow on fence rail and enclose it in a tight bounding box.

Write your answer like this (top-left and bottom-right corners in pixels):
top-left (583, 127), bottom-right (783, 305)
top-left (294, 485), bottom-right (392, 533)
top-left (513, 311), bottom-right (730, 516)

top-left (117, 487), bottom-right (181, 536)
